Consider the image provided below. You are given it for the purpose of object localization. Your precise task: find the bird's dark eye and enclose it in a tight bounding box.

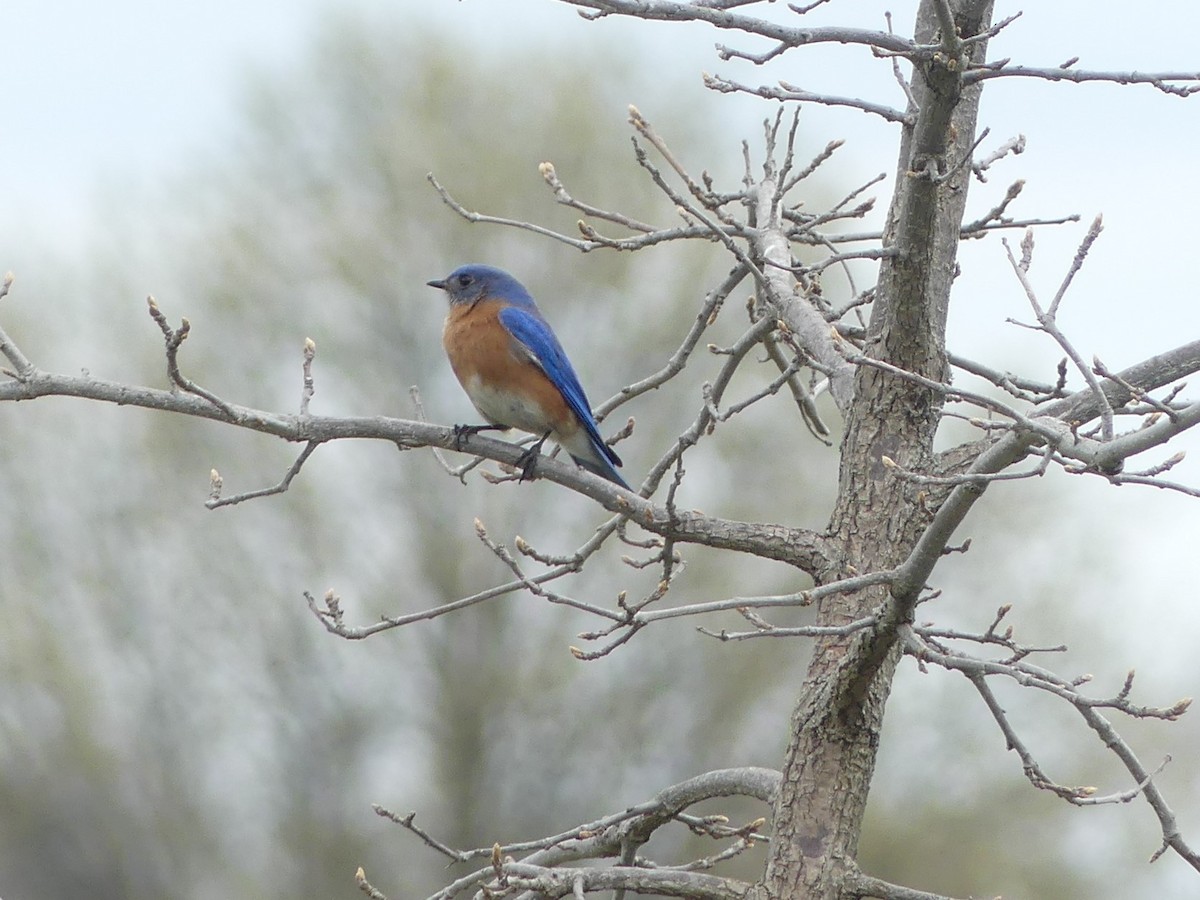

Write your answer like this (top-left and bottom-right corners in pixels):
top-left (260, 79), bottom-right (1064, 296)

top-left (457, 274), bottom-right (473, 288)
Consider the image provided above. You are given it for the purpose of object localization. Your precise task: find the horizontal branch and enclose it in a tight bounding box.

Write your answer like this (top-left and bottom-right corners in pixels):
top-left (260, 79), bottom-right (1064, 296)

top-left (702, 72), bottom-right (911, 123)
top-left (501, 861), bottom-right (748, 899)
top-left (0, 355), bottom-right (831, 571)
top-left (843, 870), bottom-right (970, 900)
top-left (823, 212), bottom-right (1081, 246)
top-left (638, 568), bottom-right (896, 624)
top-left (699, 613), bottom-right (878, 642)
top-left (556, 0), bottom-right (917, 56)
top-left (948, 350), bottom-right (1065, 402)
top-left (428, 172), bottom-right (749, 252)
top-left (966, 63), bottom-right (1200, 97)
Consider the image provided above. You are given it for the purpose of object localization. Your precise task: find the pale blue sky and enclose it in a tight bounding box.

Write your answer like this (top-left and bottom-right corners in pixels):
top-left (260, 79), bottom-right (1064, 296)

top-left (8, 0), bottom-right (1198, 273)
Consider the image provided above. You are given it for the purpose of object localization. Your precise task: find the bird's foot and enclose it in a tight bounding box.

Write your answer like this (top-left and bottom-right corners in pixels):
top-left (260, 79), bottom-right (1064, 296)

top-left (452, 423), bottom-right (504, 451)
top-left (514, 433), bottom-right (551, 483)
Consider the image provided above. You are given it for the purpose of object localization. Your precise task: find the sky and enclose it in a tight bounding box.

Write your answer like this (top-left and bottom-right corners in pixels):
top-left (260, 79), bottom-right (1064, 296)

top-left (4, 0), bottom-right (1200, 892)
top-left (7, 0), bottom-right (1199, 278)
top-left (7, 0), bottom-right (336, 236)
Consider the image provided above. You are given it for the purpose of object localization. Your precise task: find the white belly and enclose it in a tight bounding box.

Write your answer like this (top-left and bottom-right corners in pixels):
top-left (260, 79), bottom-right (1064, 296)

top-left (464, 376), bottom-right (557, 437)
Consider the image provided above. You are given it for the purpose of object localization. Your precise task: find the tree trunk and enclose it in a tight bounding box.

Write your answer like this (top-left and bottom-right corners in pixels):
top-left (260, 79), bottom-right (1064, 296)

top-left (762, 2), bottom-right (997, 896)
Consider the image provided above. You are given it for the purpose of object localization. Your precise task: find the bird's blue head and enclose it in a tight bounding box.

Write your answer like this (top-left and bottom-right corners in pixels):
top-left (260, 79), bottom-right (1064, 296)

top-left (426, 264), bottom-right (536, 309)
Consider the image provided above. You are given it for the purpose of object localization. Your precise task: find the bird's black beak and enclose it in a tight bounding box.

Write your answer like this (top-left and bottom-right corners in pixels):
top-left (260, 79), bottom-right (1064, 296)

top-left (426, 278), bottom-right (447, 290)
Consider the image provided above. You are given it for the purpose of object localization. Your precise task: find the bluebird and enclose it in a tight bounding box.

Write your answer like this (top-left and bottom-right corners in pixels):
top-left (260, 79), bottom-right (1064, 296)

top-left (427, 264), bottom-right (630, 490)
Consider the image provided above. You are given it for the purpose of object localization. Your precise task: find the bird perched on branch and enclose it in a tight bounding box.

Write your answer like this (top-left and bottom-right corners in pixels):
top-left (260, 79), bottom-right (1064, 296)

top-left (427, 264), bottom-right (631, 490)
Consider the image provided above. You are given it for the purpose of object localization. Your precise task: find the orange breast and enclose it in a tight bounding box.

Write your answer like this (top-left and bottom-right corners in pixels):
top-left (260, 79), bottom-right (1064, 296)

top-left (442, 300), bottom-right (574, 437)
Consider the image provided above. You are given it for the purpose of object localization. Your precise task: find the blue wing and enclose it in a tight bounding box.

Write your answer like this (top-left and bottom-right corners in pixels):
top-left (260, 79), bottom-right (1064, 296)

top-left (498, 305), bottom-right (623, 470)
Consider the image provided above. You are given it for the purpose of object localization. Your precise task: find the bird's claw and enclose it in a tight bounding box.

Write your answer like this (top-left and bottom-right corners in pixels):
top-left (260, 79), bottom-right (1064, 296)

top-left (513, 432), bottom-right (551, 483)
top-left (452, 423), bottom-right (500, 452)
top-left (514, 448), bottom-right (539, 481)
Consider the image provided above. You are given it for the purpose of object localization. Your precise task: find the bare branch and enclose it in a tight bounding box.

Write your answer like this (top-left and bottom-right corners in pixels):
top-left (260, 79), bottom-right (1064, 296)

top-left (838, 341), bottom-right (1066, 442)
top-left (966, 63), bottom-right (1200, 97)
top-left (538, 161), bottom-right (656, 232)
top-left (409, 385), bottom-right (483, 481)
top-left (557, 1), bottom-right (919, 58)
top-left (0, 272), bottom-right (32, 379)
top-left (968, 667), bottom-right (1099, 802)
top-left (821, 211), bottom-right (1080, 245)
top-left (300, 337), bottom-right (316, 416)
top-left (635, 568), bottom-right (896, 624)
top-left (704, 349), bottom-right (802, 423)
top-left (355, 867), bottom-right (388, 900)
top-left (887, 339), bottom-right (1200, 612)
top-left (429, 171), bottom-right (744, 252)
top-left (702, 73), bottom-right (911, 124)
top-left (948, 349), bottom-right (1066, 402)
top-left (795, 245), bottom-right (897, 276)
top-left (699, 614), bottom-right (878, 642)
top-left (843, 870), bottom-right (970, 900)
top-left (886, 444), bottom-right (1055, 488)
top-left (882, 11), bottom-right (917, 112)
top-left (474, 517), bottom-right (629, 621)
top-left (635, 314), bottom-right (778, 492)
top-left (744, 123), bottom-right (857, 411)
top-left (596, 265), bottom-right (749, 416)
top-left (788, 0), bottom-right (832, 14)
top-left (146, 296), bottom-right (237, 418)
top-left (961, 178), bottom-right (1024, 231)
top-left (1092, 357), bottom-right (1181, 423)
top-left (1003, 220), bottom-right (1115, 440)
top-left (971, 135), bottom-right (1025, 182)
top-left (783, 138), bottom-right (844, 194)
top-left (762, 330), bottom-right (831, 438)
top-left (390, 768), bottom-right (778, 899)
top-left (1048, 214), bottom-right (1104, 317)
top-left (628, 109), bottom-right (765, 275)
top-left (903, 624), bottom-right (1200, 870)
top-left (206, 441), bottom-right (321, 509)
top-left (1105, 471), bottom-right (1200, 498)
top-left (629, 104), bottom-right (721, 208)
top-left (929, 0), bottom-right (961, 56)
top-left (501, 861), bottom-right (749, 899)
top-left (372, 807), bottom-right (470, 863)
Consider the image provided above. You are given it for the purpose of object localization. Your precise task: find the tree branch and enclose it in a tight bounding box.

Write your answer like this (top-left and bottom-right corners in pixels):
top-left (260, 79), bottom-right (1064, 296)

top-left (501, 862), bottom-right (750, 899)
top-left (702, 73), bottom-right (911, 124)
top-left (903, 623), bottom-right (1200, 871)
top-left (383, 767), bottom-right (779, 900)
top-left (843, 870), bottom-right (970, 900)
top-left (966, 62), bottom-right (1200, 97)
top-left (557, 0), bottom-right (919, 57)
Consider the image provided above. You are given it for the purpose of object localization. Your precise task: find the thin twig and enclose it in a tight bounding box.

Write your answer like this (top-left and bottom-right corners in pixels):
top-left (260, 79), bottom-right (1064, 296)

top-left (1002, 221), bottom-right (1114, 441)
top-left (966, 63), bottom-right (1200, 97)
top-left (146, 296), bottom-right (237, 418)
top-left (206, 441), bottom-right (321, 510)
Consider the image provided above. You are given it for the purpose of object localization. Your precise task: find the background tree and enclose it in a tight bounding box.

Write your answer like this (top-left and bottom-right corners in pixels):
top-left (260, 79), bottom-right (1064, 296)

top-left (3, 2), bottom-right (1200, 899)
